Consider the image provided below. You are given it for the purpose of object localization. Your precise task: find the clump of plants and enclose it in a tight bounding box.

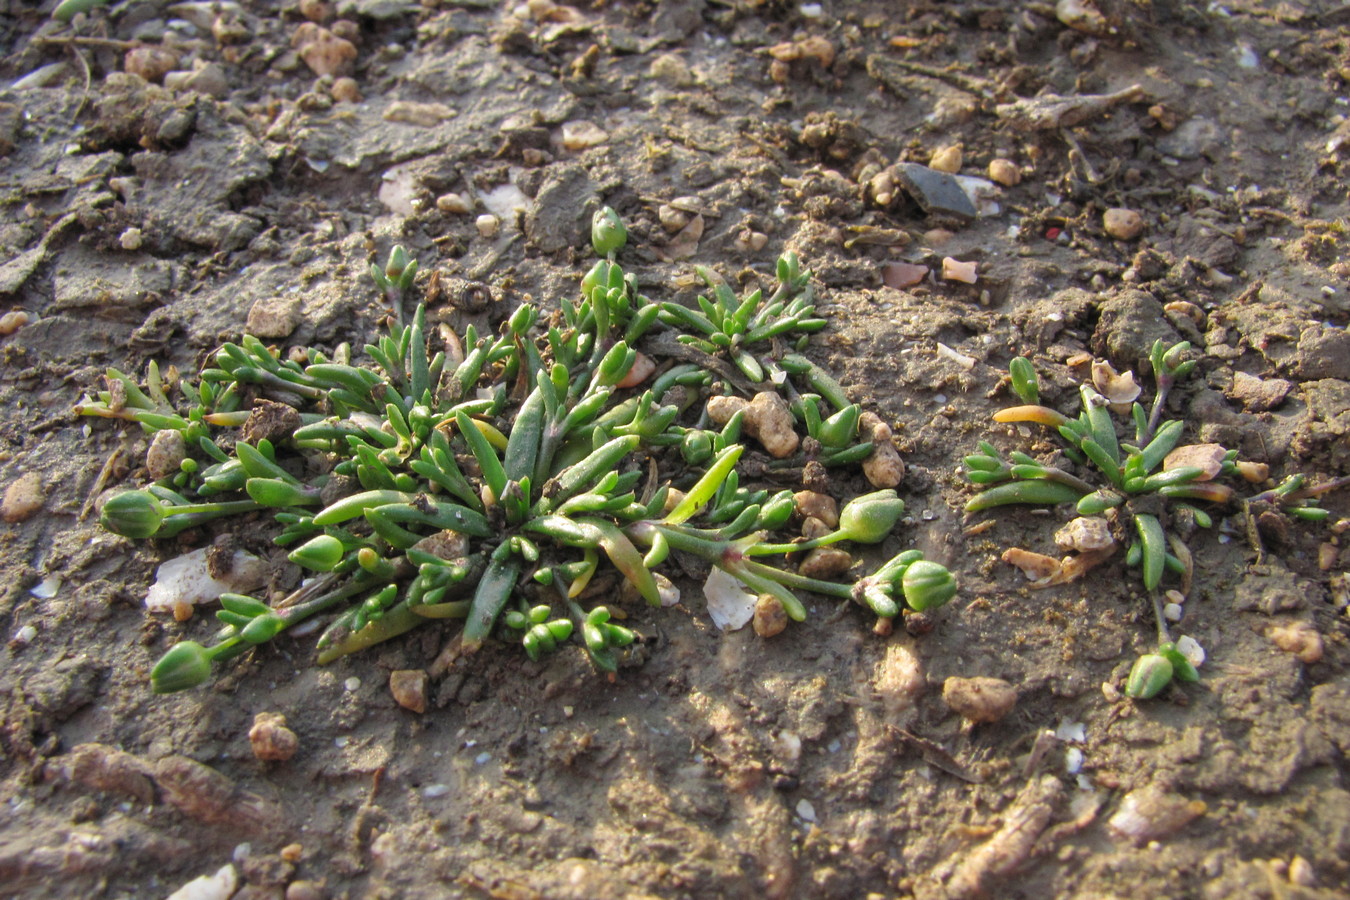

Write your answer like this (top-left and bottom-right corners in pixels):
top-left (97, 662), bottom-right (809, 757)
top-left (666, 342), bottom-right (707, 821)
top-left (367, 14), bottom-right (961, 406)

top-left (964, 344), bottom-right (1342, 699)
top-left (80, 209), bottom-right (956, 692)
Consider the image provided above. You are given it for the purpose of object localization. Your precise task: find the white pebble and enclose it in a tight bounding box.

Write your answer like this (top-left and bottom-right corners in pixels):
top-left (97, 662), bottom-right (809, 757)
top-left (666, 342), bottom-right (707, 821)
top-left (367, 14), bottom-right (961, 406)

top-left (344, 677), bottom-right (361, 692)
top-left (1176, 635), bottom-right (1206, 667)
top-left (164, 864), bottom-right (237, 900)
top-left (1055, 719), bottom-right (1086, 742)
top-left (422, 783), bottom-right (451, 798)
top-left (1065, 746), bottom-right (1084, 774)
top-left (795, 799), bottom-right (817, 822)
top-left (474, 751), bottom-right (492, 765)
top-left (29, 575), bottom-right (60, 599)
top-left (1163, 602), bottom-right (1183, 622)
top-left (475, 214), bottom-right (500, 237)
top-left (13, 624), bottom-right (37, 644)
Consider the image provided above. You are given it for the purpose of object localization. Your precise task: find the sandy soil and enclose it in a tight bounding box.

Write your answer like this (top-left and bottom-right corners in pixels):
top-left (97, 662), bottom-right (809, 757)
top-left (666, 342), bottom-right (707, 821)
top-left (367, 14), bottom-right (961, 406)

top-left (2, 1), bottom-right (1350, 898)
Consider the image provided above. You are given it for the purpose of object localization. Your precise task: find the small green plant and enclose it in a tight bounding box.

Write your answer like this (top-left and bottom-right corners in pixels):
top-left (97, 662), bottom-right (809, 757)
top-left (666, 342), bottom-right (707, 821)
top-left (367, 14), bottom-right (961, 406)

top-left (81, 208), bottom-right (956, 692)
top-left (964, 345), bottom-right (1343, 699)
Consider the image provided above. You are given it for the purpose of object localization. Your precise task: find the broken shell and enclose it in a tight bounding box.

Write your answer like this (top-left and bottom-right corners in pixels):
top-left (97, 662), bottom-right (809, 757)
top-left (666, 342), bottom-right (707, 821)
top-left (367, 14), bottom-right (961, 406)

top-left (1108, 784), bottom-right (1206, 844)
top-left (929, 144), bottom-right (963, 174)
top-left (881, 261), bottom-right (929, 289)
top-left (753, 593), bottom-right (788, 637)
top-left (1091, 360), bottom-right (1141, 408)
top-left (1054, 516), bottom-right (1115, 553)
top-left (390, 669), bottom-right (428, 713)
top-left (1103, 207), bottom-right (1145, 240)
top-left (1163, 443), bottom-right (1226, 481)
top-left (1002, 547), bottom-right (1062, 585)
top-left (941, 257), bottom-right (978, 284)
top-left (560, 120), bottom-right (608, 151)
top-left (293, 25), bottom-right (357, 78)
top-left (1163, 300), bottom-right (1205, 327)
top-left (942, 676), bottom-right (1017, 724)
top-left (248, 713), bottom-right (299, 762)
top-left (1268, 621), bottom-right (1323, 664)
top-left (987, 158), bottom-right (1021, 187)
top-left (1234, 460), bottom-right (1269, 483)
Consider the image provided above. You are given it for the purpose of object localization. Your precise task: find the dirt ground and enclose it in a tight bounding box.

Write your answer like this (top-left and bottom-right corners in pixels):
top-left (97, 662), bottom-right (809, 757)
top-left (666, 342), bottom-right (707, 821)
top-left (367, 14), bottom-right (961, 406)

top-left (2, 0), bottom-right (1350, 897)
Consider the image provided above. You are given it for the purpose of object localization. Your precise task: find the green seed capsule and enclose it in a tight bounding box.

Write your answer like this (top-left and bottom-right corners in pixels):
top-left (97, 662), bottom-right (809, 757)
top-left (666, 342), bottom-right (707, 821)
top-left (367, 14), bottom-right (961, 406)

top-left (151, 641), bottom-right (213, 693)
top-left (837, 490), bottom-right (906, 544)
top-left (901, 560), bottom-right (958, 611)
top-left (1125, 653), bottom-right (1174, 699)
top-left (100, 490), bottom-right (164, 539)
top-left (288, 534), bottom-right (346, 572)
top-left (591, 206), bottom-right (628, 256)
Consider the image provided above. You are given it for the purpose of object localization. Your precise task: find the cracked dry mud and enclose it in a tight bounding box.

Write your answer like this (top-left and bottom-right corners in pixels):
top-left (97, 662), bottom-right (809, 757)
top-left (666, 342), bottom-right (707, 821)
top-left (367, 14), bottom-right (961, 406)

top-left (2, 1), bottom-right (1350, 898)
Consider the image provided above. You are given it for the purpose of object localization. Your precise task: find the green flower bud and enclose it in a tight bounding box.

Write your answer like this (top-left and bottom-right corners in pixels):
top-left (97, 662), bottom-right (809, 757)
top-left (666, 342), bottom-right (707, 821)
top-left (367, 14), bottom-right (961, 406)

top-left (239, 612), bottom-right (286, 645)
top-left (1008, 356), bottom-right (1039, 405)
top-left (546, 619), bottom-right (573, 642)
top-left (681, 430), bottom-right (715, 466)
top-left (528, 604), bottom-right (551, 625)
top-left (901, 560), bottom-right (957, 611)
top-left (504, 610), bottom-right (529, 630)
top-left (288, 534), bottom-right (346, 572)
top-left (837, 490), bottom-right (906, 544)
top-left (1125, 653), bottom-right (1174, 699)
top-left (151, 641), bottom-right (213, 693)
top-left (591, 206), bottom-right (627, 256)
top-left (101, 490), bottom-right (164, 539)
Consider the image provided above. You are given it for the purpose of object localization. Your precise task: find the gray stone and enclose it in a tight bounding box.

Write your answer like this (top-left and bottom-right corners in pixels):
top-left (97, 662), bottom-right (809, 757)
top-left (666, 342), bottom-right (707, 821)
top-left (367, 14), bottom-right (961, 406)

top-left (1090, 289), bottom-right (1180, 369)
top-left (51, 245), bottom-right (176, 315)
top-left (1156, 118), bottom-right (1223, 161)
top-left (524, 164), bottom-right (597, 254)
top-left (894, 163), bottom-right (977, 223)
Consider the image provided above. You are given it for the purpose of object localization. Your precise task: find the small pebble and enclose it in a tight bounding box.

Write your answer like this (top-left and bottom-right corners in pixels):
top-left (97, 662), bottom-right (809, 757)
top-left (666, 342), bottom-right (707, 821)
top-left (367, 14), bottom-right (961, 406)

top-left (248, 713), bottom-right (299, 762)
top-left (795, 799), bottom-right (817, 822)
top-left (942, 676), bottom-right (1017, 724)
top-left (929, 144), bottom-right (963, 174)
top-left (330, 76), bottom-right (361, 103)
top-left (12, 623), bottom-right (37, 644)
top-left (2, 471), bottom-right (45, 523)
top-left (0, 310), bottom-right (31, 335)
top-left (246, 296), bottom-right (302, 339)
top-left (286, 881), bottom-right (327, 900)
top-left (752, 593), bottom-right (788, 638)
top-left (343, 676), bottom-right (361, 692)
top-left (987, 158), bottom-right (1021, 187)
top-left (436, 193), bottom-right (471, 214)
top-left (389, 669), bottom-right (428, 714)
top-left (1268, 621), bottom-right (1323, 664)
top-left (124, 46), bottom-right (180, 83)
top-left (119, 227), bottom-right (145, 250)
top-left (1289, 856), bottom-right (1316, 887)
top-left (793, 490), bottom-right (838, 527)
top-left (475, 214), bottom-right (500, 237)
top-left (1103, 207), bottom-right (1145, 240)
top-left (1163, 602), bottom-right (1183, 622)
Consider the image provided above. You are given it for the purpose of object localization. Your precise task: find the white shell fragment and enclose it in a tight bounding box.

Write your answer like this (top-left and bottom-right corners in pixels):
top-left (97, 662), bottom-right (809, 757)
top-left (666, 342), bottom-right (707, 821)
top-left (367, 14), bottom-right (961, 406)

top-left (703, 566), bottom-right (756, 631)
top-left (144, 548), bottom-right (268, 612)
top-left (164, 864), bottom-right (238, 900)
top-left (941, 257), bottom-right (978, 283)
